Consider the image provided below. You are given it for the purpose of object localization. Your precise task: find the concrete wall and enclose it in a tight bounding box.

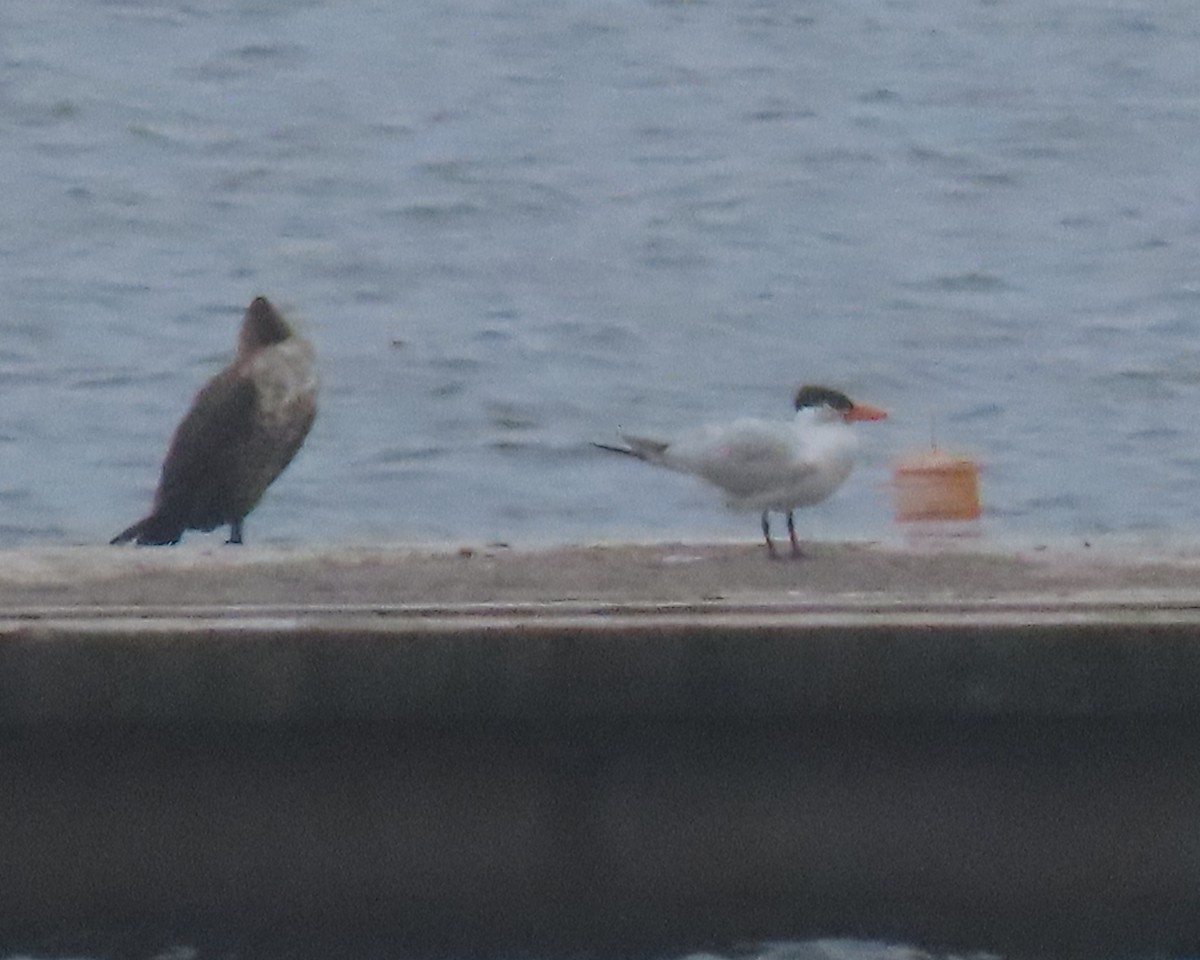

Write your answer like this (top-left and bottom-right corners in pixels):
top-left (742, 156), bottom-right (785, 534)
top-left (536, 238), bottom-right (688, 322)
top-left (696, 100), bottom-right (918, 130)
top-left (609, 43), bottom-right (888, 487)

top-left (2, 602), bottom-right (1200, 958)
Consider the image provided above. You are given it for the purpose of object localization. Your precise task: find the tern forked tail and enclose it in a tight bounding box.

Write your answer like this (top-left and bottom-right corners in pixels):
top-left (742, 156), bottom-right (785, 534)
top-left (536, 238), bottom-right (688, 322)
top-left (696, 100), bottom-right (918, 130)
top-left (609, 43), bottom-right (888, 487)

top-left (591, 436), bottom-right (670, 463)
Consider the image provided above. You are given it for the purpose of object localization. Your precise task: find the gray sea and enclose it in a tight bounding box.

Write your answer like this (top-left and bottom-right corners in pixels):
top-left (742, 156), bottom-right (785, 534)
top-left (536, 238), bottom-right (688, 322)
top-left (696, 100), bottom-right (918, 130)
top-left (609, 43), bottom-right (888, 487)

top-left (1, 942), bottom-right (999, 960)
top-left (5, 0), bottom-right (1200, 550)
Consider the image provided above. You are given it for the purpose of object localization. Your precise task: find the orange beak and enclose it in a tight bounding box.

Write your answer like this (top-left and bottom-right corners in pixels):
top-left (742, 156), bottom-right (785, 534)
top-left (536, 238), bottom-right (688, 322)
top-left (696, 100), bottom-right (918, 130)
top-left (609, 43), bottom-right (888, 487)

top-left (844, 403), bottom-right (888, 422)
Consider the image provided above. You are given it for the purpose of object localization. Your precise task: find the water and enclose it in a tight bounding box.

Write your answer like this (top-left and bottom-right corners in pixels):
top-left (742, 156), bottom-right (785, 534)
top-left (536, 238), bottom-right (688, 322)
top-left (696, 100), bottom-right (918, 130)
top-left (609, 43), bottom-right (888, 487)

top-left (5, 0), bottom-right (1200, 549)
top-left (0, 942), bottom-right (1189, 960)
top-left (0, 942), bottom-right (1000, 960)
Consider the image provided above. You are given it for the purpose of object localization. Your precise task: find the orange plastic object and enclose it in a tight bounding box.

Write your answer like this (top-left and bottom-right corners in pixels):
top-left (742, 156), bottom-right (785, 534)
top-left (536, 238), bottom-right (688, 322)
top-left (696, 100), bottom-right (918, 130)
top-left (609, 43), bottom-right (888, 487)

top-left (892, 449), bottom-right (982, 522)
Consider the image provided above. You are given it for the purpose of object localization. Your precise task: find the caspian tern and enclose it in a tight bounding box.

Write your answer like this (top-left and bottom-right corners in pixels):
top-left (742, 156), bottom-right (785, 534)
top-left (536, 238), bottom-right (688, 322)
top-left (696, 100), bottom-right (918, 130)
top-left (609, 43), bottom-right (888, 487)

top-left (594, 384), bottom-right (888, 558)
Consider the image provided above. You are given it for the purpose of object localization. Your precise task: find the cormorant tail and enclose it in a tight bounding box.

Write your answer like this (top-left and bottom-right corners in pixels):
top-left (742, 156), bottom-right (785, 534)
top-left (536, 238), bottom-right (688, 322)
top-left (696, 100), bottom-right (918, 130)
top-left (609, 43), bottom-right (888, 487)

top-left (109, 513), bottom-right (184, 546)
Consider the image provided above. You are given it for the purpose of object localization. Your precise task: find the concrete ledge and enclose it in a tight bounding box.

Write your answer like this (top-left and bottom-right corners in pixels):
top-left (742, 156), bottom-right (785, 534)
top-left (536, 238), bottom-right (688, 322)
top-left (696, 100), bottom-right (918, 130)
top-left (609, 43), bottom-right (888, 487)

top-left (3, 542), bottom-right (1200, 958)
top-left (5, 714), bottom-right (1198, 958)
top-left (4, 596), bottom-right (1200, 725)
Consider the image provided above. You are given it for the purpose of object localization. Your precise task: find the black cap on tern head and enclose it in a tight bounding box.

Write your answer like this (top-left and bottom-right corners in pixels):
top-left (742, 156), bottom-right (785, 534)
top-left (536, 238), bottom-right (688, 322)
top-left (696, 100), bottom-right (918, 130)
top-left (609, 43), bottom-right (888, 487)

top-left (793, 384), bottom-right (855, 413)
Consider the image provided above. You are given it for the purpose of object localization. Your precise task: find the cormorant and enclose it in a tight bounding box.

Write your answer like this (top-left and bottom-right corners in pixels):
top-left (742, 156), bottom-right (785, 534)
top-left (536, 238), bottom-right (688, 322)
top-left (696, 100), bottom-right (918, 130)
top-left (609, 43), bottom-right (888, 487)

top-left (111, 296), bottom-right (317, 546)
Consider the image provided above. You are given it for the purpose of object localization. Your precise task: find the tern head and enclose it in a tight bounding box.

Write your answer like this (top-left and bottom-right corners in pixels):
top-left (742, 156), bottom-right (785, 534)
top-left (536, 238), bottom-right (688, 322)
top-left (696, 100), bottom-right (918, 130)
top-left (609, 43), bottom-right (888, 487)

top-left (794, 385), bottom-right (888, 423)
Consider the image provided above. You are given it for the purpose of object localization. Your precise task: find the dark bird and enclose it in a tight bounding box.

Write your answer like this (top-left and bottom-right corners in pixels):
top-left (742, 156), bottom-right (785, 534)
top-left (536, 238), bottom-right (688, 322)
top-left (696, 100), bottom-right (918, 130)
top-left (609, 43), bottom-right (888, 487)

top-left (111, 296), bottom-right (317, 546)
top-left (593, 385), bottom-right (887, 558)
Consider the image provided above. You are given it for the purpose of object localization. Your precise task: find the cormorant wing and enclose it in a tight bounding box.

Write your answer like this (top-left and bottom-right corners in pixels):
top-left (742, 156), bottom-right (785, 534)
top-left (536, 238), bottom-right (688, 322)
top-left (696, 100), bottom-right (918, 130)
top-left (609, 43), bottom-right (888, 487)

top-left (155, 370), bottom-right (258, 514)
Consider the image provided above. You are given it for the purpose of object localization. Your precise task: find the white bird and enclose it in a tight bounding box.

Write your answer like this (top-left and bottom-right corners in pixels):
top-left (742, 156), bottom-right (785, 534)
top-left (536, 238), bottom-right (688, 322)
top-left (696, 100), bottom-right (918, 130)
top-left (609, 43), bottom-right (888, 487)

top-left (594, 385), bottom-right (888, 558)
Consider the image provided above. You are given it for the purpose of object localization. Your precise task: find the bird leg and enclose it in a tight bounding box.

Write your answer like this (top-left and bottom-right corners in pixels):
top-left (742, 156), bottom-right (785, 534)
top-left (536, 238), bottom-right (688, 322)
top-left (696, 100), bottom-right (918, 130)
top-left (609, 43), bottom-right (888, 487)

top-left (227, 519), bottom-right (244, 545)
top-left (761, 511), bottom-right (778, 558)
top-left (786, 511), bottom-right (804, 559)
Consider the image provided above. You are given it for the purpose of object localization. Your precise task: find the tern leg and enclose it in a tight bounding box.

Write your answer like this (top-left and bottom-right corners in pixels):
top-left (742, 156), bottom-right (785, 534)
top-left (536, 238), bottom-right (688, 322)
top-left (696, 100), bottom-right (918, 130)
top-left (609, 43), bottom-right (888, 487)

top-left (787, 511), bottom-right (804, 559)
top-left (761, 511), bottom-right (778, 558)
top-left (227, 519), bottom-right (244, 545)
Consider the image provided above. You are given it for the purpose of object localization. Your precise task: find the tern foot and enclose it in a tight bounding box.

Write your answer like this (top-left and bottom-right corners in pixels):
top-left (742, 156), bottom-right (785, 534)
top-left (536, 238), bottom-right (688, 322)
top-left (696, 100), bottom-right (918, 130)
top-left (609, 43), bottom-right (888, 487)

top-left (786, 512), bottom-right (806, 560)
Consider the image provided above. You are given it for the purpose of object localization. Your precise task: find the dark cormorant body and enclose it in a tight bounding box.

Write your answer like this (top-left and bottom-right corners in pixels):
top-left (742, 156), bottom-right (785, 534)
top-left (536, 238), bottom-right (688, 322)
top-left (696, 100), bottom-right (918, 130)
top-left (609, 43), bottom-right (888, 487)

top-left (111, 296), bottom-right (317, 546)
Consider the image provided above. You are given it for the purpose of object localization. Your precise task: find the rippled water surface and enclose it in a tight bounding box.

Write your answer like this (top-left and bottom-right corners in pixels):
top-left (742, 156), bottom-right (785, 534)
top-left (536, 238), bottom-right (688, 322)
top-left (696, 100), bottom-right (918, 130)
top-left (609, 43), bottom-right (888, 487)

top-left (4, 0), bottom-right (1200, 548)
top-left (0, 940), bottom-right (1004, 960)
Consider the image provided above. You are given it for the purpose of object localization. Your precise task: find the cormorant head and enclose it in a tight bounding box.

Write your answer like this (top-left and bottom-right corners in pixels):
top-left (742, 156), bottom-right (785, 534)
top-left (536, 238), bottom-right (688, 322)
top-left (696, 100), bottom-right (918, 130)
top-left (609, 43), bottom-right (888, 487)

top-left (239, 296), bottom-right (293, 355)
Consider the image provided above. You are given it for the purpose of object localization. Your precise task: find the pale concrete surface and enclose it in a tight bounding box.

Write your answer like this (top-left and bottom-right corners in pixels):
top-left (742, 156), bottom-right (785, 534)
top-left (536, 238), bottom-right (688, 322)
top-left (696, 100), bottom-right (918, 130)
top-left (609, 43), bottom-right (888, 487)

top-left (2, 538), bottom-right (1200, 609)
